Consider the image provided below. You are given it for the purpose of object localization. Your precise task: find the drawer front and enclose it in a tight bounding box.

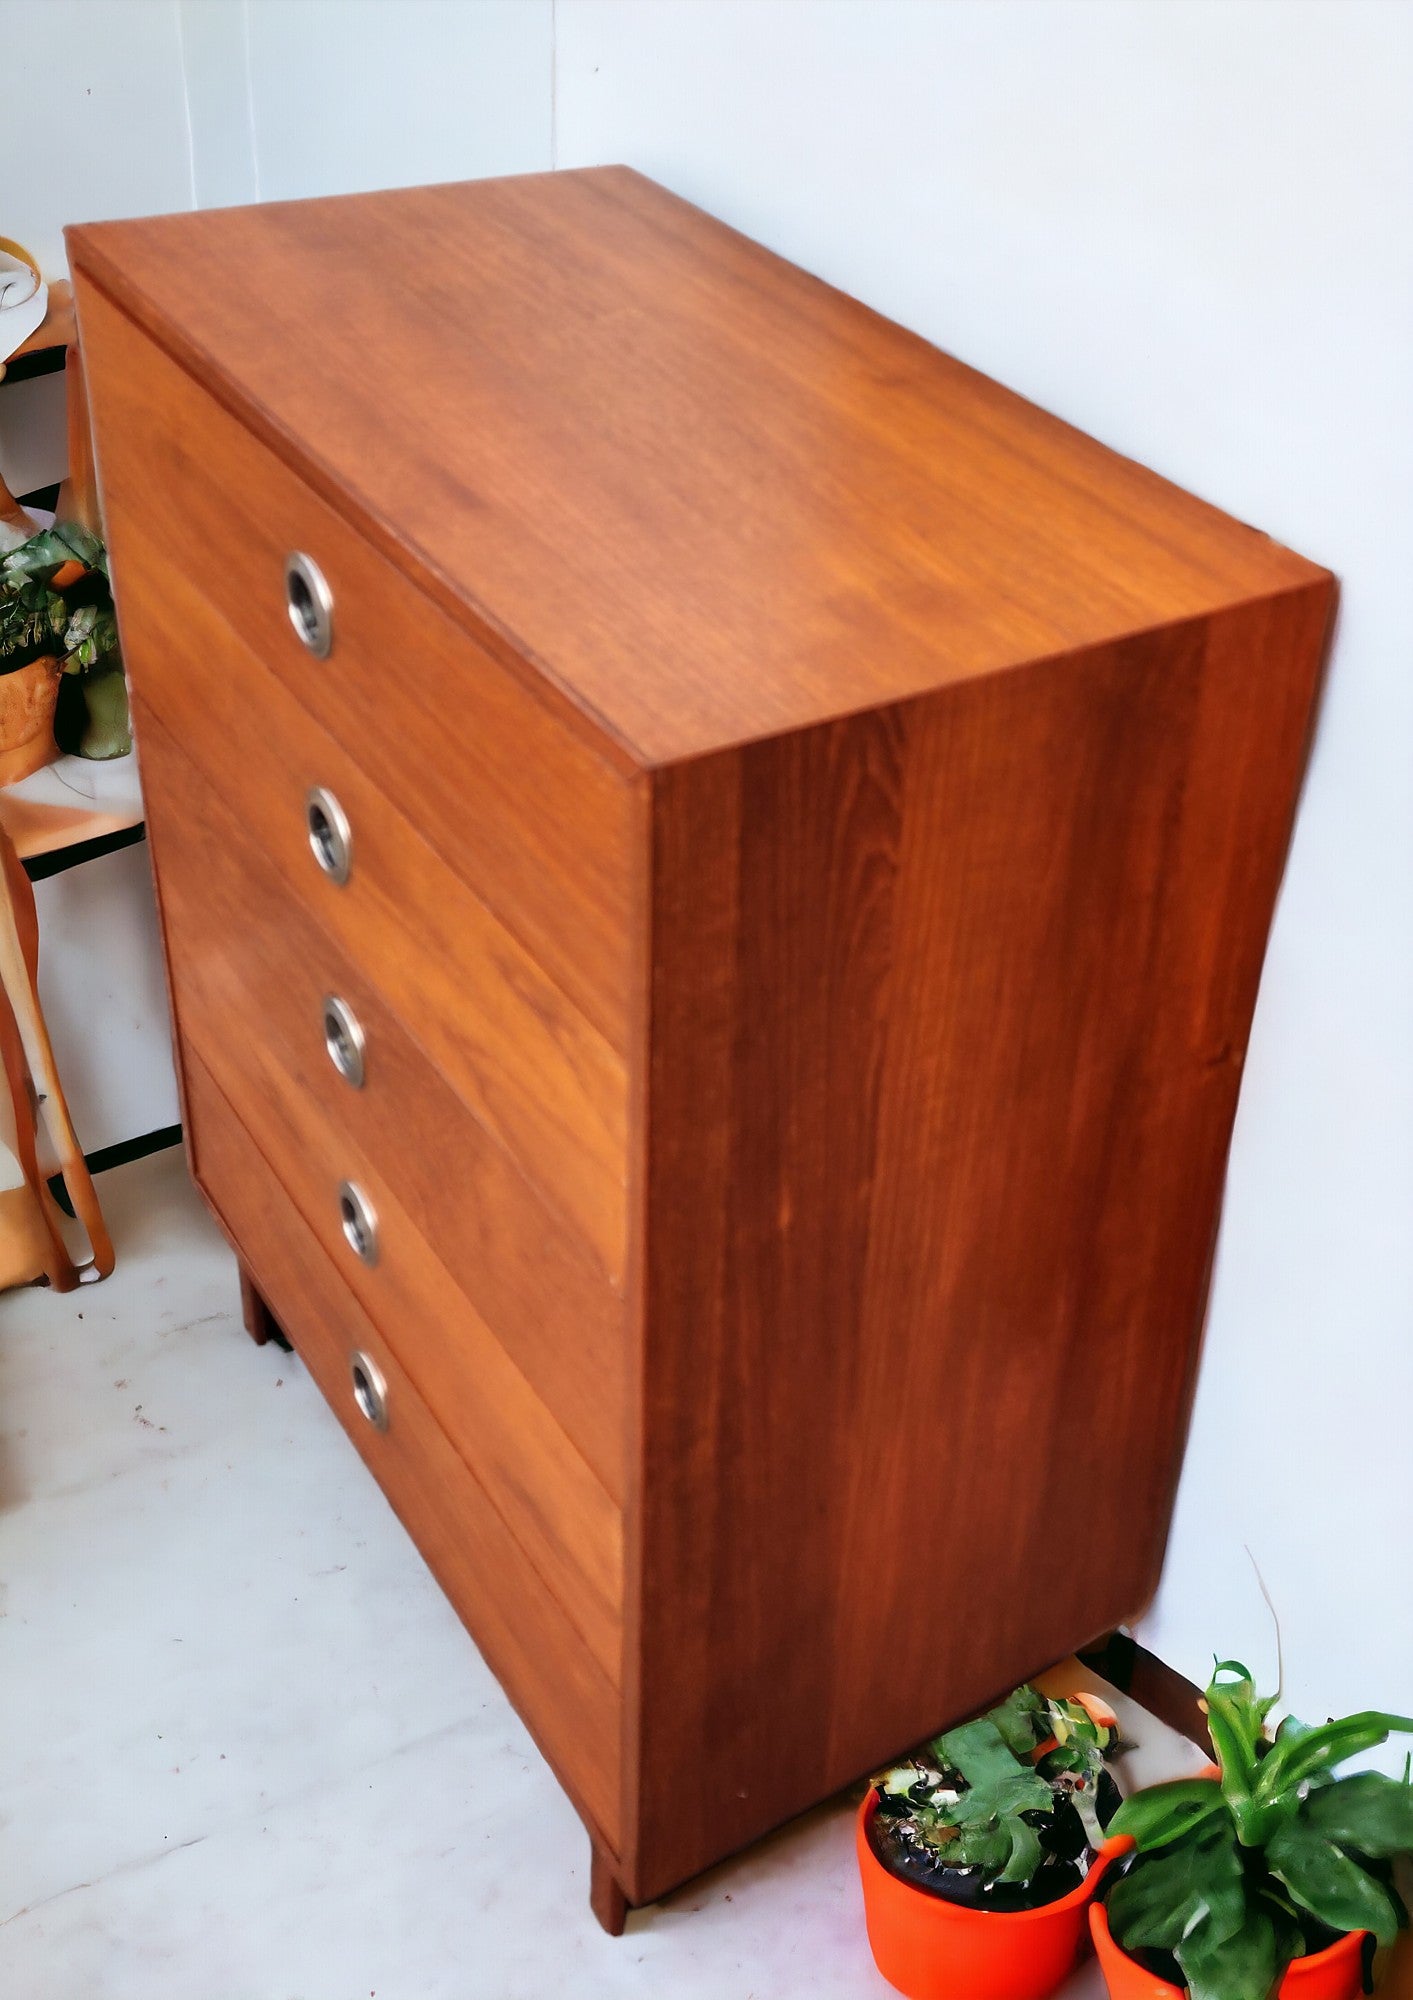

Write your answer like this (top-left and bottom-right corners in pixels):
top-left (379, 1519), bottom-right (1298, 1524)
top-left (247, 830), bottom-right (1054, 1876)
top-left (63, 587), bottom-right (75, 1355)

top-left (183, 1046), bottom-right (622, 1849)
top-left (183, 995), bottom-right (625, 1686)
top-left (78, 280), bottom-right (639, 1052)
top-left (139, 717), bottom-right (625, 1683)
top-left (138, 702), bottom-right (625, 1508)
top-left (107, 523), bottom-right (629, 1289)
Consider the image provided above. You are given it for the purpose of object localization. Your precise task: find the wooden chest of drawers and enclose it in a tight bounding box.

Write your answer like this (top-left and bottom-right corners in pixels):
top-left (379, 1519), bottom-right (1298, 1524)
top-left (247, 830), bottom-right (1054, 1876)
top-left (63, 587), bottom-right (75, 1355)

top-left (69, 168), bottom-right (1330, 1927)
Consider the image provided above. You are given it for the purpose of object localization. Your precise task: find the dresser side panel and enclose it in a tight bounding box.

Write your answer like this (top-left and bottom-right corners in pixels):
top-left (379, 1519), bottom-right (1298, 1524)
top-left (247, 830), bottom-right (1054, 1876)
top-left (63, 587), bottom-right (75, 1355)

top-left (629, 582), bottom-right (1331, 1899)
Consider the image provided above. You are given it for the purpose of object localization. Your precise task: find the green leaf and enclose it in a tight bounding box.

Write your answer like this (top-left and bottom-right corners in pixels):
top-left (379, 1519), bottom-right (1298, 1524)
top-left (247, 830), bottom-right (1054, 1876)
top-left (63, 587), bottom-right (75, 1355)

top-left (985, 1685), bottom-right (1043, 1759)
top-left (997, 1814), bottom-right (1043, 1884)
top-left (1106, 1826), bottom-right (1247, 1953)
top-left (1210, 1661), bottom-right (1278, 1734)
top-left (1205, 1663), bottom-right (1273, 1824)
top-left (951, 1819), bottom-right (1011, 1872)
top-left (1070, 1774), bottom-right (1108, 1850)
top-left (1109, 1778), bottom-right (1228, 1852)
top-left (1267, 1817), bottom-right (1401, 1945)
top-left (1047, 1694), bottom-right (1111, 1753)
top-left (55, 522), bottom-right (106, 571)
top-left (1175, 1902), bottom-right (1280, 2000)
top-left (1303, 1772), bottom-right (1413, 1860)
top-left (932, 1718), bottom-right (1029, 1792)
top-left (1272, 1713), bottom-right (1314, 1749)
top-left (1255, 1713), bottom-right (1413, 1803)
top-left (956, 1767), bottom-right (1055, 1826)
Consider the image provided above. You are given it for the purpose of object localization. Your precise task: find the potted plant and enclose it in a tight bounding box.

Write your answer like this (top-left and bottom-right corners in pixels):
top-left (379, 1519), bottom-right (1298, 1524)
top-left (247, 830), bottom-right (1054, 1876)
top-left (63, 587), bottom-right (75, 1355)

top-left (858, 1682), bottom-right (1126, 2000)
top-left (0, 522), bottom-right (129, 778)
top-left (1092, 1658), bottom-right (1413, 2000)
top-left (0, 540), bottom-right (67, 782)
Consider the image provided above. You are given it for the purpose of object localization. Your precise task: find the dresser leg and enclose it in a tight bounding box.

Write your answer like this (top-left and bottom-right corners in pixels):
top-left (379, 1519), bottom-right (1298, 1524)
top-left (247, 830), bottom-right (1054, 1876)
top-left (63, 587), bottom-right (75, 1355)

top-left (589, 1842), bottom-right (628, 1936)
top-left (238, 1264), bottom-right (285, 1348)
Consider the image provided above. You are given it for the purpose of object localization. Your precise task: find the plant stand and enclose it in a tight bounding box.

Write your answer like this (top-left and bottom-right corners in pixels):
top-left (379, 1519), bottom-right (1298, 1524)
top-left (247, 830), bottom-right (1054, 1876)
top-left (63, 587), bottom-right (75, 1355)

top-left (0, 820), bottom-right (112, 1289)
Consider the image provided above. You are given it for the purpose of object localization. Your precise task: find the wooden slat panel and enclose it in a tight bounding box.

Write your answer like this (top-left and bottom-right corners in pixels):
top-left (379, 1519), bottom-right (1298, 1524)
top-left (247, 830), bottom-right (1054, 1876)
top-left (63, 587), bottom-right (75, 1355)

top-left (76, 279), bottom-right (637, 1046)
top-left (136, 701), bottom-right (625, 1504)
top-left (183, 1048), bottom-right (622, 1848)
top-left (628, 584), bottom-right (1331, 1901)
top-left (104, 520), bottom-right (629, 1289)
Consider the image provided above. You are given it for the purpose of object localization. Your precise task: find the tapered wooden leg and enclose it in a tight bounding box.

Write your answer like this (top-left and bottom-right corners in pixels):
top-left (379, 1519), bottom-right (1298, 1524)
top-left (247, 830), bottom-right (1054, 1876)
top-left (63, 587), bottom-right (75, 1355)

top-left (590, 1842), bottom-right (628, 1936)
top-left (0, 827), bottom-right (112, 1286)
top-left (238, 1264), bottom-right (284, 1347)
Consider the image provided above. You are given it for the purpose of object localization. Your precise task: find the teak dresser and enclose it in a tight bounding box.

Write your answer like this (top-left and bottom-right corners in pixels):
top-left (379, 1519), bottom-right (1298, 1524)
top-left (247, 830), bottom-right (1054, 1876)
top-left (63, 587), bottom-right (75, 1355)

top-left (68, 169), bottom-right (1331, 1929)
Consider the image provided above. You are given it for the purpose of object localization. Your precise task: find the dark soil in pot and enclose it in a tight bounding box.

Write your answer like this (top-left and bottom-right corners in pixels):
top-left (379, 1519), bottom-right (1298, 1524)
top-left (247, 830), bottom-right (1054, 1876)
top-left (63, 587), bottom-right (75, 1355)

top-left (868, 1769), bottom-right (1122, 1912)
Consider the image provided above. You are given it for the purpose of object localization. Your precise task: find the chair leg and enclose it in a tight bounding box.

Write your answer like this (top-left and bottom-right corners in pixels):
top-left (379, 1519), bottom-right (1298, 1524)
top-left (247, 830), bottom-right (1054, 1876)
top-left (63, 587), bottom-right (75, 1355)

top-left (0, 989), bottom-right (77, 1289)
top-left (0, 828), bottom-right (112, 1282)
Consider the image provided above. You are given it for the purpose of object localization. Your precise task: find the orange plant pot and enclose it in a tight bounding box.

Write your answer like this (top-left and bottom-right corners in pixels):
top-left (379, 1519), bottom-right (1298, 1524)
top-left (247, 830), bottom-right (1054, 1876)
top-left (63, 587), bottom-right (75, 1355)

top-left (857, 1789), bottom-right (1124, 2000)
top-left (0, 655), bottom-right (61, 784)
top-left (1089, 1901), bottom-right (1366, 2000)
top-left (1088, 1766), bottom-right (1366, 2000)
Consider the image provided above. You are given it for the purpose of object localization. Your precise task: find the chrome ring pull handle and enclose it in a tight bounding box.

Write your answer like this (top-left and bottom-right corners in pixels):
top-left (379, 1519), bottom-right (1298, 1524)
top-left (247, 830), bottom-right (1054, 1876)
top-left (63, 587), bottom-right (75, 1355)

top-left (305, 786), bottom-right (352, 886)
top-left (284, 550), bottom-right (334, 657)
top-left (349, 1349), bottom-right (389, 1431)
top-left (338, 1180), bottom-right (379, 1266)
top-left (322, 994), bottom-right (366, 1089)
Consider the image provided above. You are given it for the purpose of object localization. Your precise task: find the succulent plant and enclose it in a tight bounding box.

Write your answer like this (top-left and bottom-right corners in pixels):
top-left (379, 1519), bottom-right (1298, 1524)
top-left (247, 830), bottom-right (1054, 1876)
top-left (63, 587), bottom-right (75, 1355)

top-left (872, 1683), bottom-right (1121, 1900)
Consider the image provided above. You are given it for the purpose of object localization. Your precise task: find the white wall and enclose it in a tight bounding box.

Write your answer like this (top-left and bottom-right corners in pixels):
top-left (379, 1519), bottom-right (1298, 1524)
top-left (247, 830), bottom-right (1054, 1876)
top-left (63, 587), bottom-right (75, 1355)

top-left (0, 0), bottom-right (193, 276)
top-left (3, 0), bottom-right (1408, 1736)
top-left (549, 0), bottom-right (1413, 1741)
top-left (33, 841), bottom-right (180, 1156)
top-left (179, 0), bottom-right (551, 208)
top-left (0, 0), bottom-right (549, 258)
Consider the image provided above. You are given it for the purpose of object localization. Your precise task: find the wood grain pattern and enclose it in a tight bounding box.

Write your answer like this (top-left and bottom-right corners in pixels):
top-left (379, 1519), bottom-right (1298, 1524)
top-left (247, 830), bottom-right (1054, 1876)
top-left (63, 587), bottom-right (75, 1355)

top-left (70, 170), bottom-right (1319, 766)
top-left (184, 1049), bottom-right (622, 1849)
top-left (135, 700), bottom-right (626, 1503)
top-left (106, 518), bottom-right (631, 1288)
top-left (627, 583), bottom-right (1331, 1900)
top-left (75, 280), bottom-right (637, 1047)
top-left (68, 170), bottom-right (1334, 1925)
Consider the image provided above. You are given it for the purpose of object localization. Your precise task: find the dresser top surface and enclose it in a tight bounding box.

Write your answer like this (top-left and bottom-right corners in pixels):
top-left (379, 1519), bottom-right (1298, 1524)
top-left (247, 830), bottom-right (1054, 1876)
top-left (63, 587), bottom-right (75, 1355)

top-left (69, 168), bottom-right (1324, 766)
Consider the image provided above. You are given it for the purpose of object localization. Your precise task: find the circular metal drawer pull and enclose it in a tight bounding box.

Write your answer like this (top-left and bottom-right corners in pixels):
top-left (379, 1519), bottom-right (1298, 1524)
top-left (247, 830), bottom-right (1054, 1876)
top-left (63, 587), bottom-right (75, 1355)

top-left (349, 1349), bottom-right (389, 1431)
top-left (338, 1179), bottom-right (379, 1266)
top-left (322, 993), bottom-right (366, 1089)
top-left (306, 786), bottom-right (352, 885)
top-left (285, 550), bottom-right (333, 658)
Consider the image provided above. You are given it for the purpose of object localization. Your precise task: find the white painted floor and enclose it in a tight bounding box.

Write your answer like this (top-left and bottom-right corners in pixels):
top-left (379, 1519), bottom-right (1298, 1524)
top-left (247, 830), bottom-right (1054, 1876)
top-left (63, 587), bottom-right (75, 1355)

top-left (0, 1149), bottom-right (1205, 1998)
